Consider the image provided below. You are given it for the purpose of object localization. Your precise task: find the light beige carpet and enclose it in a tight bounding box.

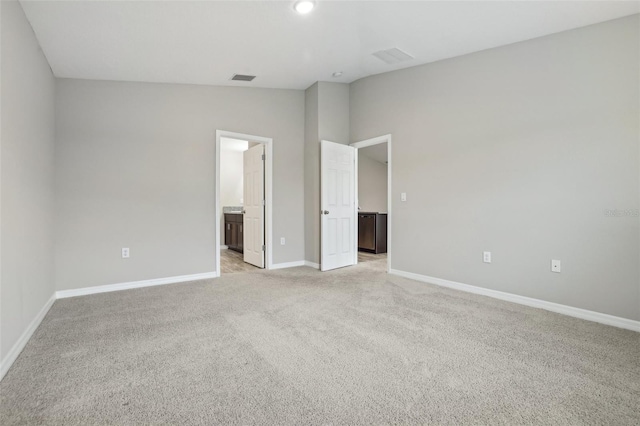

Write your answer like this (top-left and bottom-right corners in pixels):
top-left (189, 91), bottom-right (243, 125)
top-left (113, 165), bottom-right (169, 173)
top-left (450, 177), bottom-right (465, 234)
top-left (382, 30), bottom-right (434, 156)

top-left (1, 259), bottom-right (639, 425)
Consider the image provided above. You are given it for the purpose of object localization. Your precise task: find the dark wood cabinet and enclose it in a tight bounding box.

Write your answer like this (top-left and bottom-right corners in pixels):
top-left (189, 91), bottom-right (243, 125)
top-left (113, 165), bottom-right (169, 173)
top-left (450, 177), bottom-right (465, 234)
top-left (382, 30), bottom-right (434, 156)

top-left (358, 212), bottom-right (387, 254)
top-left (224, 213), bottom-right (244, 253)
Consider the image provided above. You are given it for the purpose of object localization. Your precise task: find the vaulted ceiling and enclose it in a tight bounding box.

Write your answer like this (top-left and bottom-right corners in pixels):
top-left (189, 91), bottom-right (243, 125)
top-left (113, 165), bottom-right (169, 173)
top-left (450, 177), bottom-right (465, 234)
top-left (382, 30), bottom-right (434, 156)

top-left (20, 0), bottom-right (639, 90)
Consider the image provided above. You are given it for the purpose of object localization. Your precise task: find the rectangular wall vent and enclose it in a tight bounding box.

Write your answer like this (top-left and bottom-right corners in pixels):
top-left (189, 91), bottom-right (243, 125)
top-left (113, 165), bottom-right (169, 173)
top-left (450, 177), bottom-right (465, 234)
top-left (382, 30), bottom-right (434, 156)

top-left (372, 48), bottom-right (414, 65)
top-left (231, 74), bottom-right (256, 81)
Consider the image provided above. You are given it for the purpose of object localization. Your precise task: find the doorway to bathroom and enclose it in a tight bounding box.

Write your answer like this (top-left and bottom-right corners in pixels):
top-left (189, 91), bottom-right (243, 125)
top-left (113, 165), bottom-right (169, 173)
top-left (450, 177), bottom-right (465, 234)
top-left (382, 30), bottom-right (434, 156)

top-left (215, 130), bottom-right (273, 275)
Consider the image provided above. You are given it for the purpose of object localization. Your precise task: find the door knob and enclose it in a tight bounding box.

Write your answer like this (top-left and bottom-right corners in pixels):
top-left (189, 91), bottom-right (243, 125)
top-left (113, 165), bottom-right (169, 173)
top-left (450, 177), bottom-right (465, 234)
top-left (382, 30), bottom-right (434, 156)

top-left (323, 210), bottom-right (330, 215)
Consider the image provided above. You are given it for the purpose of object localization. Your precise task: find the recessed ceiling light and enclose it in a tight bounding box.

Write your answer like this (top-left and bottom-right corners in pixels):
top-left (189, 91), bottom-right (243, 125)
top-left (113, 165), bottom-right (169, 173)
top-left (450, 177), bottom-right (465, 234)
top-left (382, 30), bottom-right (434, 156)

top-left (332, 71), bottom-right (343, 78)
top-left (294, 0), bottom-right (315, 15)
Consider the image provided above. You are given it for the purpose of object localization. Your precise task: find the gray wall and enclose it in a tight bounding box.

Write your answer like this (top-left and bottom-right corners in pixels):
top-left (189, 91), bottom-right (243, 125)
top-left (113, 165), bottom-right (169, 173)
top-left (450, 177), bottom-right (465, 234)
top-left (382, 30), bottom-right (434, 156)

top-left (304, 83), bottom-right (319, 264)
top-left (55, 79), bottom-right (304, 290)
top-left (1, 0), bottom-right (56, 361)
top-left (304, 82), bottom-right (350, 264)
top-left (350, 16), bottom-right (640, 320)
top-left (318, 82), bottom-right (350, 145)
top-left (358, 154), bottom-right (388, 213)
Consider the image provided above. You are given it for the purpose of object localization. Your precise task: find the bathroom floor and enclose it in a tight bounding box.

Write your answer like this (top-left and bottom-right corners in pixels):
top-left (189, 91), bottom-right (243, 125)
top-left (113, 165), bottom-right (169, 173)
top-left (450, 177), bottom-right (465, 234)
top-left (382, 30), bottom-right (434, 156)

top-left (220, 249), bottom-right (261, 274)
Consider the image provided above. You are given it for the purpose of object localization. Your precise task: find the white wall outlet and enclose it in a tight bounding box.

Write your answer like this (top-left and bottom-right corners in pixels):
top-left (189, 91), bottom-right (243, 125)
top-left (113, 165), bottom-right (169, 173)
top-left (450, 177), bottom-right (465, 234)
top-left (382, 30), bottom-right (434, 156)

top-left (551, 259), bottom-right (561, 273)
top-left (483, 251), bottom-right (491, 263)
top-left (122, 248), bottom-right (130, 258)
top-left (280, 237), bottom-right (286, 245)
top-left (401, 192), bottom-right (407, 202)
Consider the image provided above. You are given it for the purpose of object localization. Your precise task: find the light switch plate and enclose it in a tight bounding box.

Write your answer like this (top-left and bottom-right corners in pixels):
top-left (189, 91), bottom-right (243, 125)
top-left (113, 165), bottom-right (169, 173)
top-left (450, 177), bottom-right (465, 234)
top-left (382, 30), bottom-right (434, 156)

top-left (122, 248), bottom-right (130, 259)
top-left (551, 259), bottom-right (561, 273)
top-left (401, 192), bottom-right (407, 202)
top-left (483, 251), bottom-right (491, 263)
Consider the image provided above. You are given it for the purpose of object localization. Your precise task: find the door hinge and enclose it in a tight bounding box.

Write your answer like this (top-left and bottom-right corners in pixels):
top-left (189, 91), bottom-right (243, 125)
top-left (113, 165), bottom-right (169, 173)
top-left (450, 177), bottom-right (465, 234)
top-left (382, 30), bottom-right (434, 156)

top-left (261, 245), bottom-right (266, 251)
top-left (261, 154), bottom-right (265, 160)
top-left (262, 199), bottom-right (266, 206)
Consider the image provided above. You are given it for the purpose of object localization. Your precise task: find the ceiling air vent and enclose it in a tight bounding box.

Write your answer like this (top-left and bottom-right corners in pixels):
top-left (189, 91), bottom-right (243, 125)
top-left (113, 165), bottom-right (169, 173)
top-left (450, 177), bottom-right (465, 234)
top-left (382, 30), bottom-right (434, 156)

top-left (231, 74), bottom-right (256, 82)
top-left (372, 48), bottom-right (414, 65)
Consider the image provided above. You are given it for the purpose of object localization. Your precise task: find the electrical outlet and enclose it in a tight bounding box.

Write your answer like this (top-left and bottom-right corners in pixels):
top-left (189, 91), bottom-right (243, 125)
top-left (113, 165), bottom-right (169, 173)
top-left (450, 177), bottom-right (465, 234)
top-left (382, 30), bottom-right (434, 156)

top-left (551, 259), bottom-right (561, 273)
top-left (280, 237), bottom-right (286, 245)
top-left (401, 192), bottom-right (407, 202)
top-left (122, 248), bottom-right (130, 258)
top-left (483, 251), bottom-right (491, 263)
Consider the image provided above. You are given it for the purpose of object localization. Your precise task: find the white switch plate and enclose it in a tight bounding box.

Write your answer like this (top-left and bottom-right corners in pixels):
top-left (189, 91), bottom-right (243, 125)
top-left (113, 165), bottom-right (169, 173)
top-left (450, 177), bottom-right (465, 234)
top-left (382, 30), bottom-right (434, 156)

top-left (122, 248), bottom-right (130, 258)
top-left (551, 259), bottom-right (561, 273)
top-left (280, 237), bottom-right (285, 245)
top-left (401, 192), bottom-right (407, 202)
top-left (483, 251), bottom-right (491, 263)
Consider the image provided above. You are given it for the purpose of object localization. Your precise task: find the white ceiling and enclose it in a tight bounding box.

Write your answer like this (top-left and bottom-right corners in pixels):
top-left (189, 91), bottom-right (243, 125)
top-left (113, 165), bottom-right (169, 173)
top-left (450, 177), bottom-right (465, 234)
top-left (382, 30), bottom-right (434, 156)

top-left (20, 1), bottom-right (639, 90)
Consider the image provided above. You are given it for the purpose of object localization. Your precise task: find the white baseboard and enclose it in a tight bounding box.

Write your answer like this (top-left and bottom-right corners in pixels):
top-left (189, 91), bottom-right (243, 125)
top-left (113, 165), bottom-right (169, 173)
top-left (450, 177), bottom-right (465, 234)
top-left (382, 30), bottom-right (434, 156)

top-left (220, 245), bottom-right (229, 250)
top-left (270, 260), bottom-right (306, 270)
top-left (304, 261), bottom-right (320, 269)
top-left (56, 272), bottom-right (218, 299)
top-left (0, 294), bottom-right (56, 381)
top-left (389, 269), bottom-right (640, 332)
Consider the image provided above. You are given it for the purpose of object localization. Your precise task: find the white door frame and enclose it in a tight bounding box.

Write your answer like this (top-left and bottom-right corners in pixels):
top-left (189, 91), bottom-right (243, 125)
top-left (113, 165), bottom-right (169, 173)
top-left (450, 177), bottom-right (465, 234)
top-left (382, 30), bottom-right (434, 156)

top-left (349, 134), bottom-right (392, 273)
top-left (215, 130), bottom-right (273, 276)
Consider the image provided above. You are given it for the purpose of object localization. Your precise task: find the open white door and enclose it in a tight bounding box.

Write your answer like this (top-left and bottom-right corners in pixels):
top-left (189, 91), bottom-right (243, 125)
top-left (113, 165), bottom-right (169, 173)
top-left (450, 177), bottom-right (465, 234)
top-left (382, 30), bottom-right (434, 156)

top-left (243, 144), bottom-right (265, 268)
top-left (321, 140), bottom-right (357, 271)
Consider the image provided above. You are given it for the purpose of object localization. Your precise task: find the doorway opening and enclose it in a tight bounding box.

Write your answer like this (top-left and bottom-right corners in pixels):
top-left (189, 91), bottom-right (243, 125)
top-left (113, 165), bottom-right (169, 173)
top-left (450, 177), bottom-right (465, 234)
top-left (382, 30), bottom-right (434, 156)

top-left (351, 135), bottom-right (392, 273)
top-left (215, 130), bottom-right (273, 276)
top-left (318, 136), bottom-right (391, 272)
